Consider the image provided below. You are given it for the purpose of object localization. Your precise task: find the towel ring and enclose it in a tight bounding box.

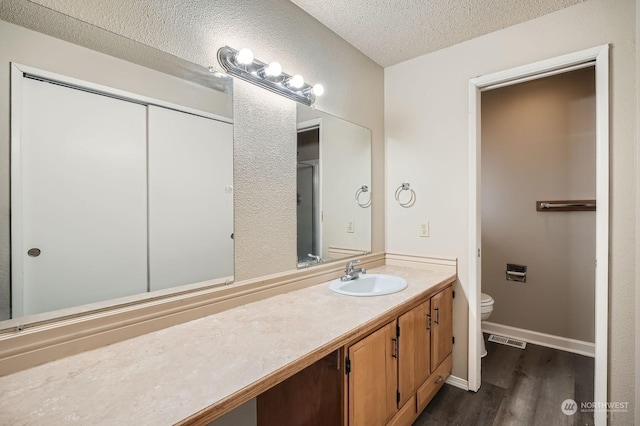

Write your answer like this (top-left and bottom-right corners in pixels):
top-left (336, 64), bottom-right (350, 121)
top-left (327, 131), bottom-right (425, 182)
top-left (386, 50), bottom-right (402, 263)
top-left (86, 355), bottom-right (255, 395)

top-left (355, 185), bottom-right (372, 208)
top-left (395, 182), bottom-right (416, 208)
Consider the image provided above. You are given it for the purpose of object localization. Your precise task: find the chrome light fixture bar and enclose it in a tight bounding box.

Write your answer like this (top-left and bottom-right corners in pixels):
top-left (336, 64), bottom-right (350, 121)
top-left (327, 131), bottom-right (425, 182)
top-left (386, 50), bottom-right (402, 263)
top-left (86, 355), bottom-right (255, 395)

top-left (217, 46), bottom-right (323, 106)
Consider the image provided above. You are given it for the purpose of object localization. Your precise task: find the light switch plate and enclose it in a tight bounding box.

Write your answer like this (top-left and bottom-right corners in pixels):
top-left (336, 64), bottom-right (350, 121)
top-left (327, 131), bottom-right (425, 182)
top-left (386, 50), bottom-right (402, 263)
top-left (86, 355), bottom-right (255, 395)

top-left (347, 220), bottom-right (355, 233)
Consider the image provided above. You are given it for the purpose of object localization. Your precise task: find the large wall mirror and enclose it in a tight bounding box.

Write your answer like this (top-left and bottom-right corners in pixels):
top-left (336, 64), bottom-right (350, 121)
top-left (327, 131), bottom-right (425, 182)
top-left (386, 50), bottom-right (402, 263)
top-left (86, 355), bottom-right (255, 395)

top-left (0, 2), bottom-right (233, 327)
top-left (297, 105), bottom-right (372, 267)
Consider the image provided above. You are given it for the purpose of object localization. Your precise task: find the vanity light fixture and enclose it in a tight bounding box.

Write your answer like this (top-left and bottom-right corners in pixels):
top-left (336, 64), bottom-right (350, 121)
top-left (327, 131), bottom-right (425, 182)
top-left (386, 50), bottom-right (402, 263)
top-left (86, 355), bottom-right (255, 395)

top-left (217, 46), bottom-right (324, 106)
top-left (262, 61), bottom-right (282, 77)
top-left (235, 48), bottom-right (254, 65)
top-left (311, 84), bottom-right (324, 96)
top-left (286, 74), bottom-right (305, 89)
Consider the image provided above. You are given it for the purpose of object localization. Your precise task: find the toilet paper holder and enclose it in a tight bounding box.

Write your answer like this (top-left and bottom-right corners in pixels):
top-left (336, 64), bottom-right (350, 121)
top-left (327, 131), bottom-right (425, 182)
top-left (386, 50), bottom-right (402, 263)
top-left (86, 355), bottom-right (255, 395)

top-left (506, 264), bottom-right (527, 283)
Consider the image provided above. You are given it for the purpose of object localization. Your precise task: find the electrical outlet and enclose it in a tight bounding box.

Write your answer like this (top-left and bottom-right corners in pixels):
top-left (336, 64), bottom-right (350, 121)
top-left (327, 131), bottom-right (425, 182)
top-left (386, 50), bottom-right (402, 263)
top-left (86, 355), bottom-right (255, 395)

top-left (420, 222), bottom-right (430, 237)
top-left (347, 220), bottom-right (355, 233)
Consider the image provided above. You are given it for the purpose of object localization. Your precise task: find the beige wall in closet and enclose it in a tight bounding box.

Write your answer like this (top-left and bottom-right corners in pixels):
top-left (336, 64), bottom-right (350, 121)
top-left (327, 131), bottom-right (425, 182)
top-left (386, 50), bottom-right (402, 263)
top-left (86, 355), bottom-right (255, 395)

top-left (481, 67), bottom-right (596, 343)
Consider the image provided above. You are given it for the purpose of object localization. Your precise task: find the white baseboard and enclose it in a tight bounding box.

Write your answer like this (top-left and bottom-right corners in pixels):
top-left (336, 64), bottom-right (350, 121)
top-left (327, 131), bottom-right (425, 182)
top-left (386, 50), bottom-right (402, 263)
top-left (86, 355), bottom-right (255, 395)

top-left (445, 375), bottom-right (468, 390)
top-left (482, 321), bottom-right (595, 357)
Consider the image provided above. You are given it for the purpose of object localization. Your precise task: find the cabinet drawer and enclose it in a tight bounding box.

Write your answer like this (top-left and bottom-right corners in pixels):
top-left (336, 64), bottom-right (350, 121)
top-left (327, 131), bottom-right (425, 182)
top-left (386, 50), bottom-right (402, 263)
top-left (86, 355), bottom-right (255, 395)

top-left (416, 353), bottom-right (452, 413)
top-left (386, 397), bottom-right (416, 426)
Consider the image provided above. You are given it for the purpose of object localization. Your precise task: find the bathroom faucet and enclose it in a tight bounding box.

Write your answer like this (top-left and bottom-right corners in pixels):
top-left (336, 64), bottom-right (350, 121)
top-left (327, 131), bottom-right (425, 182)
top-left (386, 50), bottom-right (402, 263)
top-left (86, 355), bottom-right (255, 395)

top-left (307, 253), bottom-right (322, 264)
top-left (341, 259), bottom-right (366, 281)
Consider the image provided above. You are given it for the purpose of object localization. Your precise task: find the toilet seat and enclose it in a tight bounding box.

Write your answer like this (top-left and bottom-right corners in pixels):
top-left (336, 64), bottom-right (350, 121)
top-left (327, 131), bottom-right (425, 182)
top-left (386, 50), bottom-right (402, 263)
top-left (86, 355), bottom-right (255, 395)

top-left (480, 293), bottom-right (494, 358)
top-left (481, 293), bottom-right (494, 306)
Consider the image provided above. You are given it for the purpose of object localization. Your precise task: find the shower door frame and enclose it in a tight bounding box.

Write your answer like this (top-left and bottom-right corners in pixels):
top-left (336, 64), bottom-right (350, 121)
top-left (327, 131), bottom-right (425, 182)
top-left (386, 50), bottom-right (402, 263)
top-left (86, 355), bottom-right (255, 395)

top-left (468, 45), bottom-right (609, 426)
top-left (297, 119), bottom-right (323, 262)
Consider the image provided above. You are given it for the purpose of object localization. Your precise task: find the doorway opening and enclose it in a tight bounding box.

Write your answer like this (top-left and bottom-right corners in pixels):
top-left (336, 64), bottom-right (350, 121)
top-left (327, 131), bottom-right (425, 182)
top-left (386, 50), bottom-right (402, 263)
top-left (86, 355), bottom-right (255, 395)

top-left (468, 45), bottom-right (609, 426)
top-left (296, 122), bottom-right (321, 265)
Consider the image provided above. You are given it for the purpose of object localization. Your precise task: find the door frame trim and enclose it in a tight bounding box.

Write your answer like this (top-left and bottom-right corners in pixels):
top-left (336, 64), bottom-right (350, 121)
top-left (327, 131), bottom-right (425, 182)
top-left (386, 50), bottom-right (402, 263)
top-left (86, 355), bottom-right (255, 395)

top-left (467, 45), bottom-right (609, 426)
top-left (10, 64), bottom-right (25, 317)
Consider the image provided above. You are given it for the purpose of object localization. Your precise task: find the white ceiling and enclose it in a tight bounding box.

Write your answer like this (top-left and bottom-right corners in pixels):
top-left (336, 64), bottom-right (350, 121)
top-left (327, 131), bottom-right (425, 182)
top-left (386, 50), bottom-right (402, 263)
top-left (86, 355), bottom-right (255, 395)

top-left (290, 0), bottom-right (586, 67)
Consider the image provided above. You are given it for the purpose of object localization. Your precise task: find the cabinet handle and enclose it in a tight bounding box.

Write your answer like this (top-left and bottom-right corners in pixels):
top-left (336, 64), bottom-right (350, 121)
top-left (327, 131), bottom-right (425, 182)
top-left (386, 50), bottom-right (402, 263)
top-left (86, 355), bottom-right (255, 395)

top-left (435, 375), bottom-right (444, 384)
top-left (434, 307), bottom-right (440, 325)
top-left (391, 338), bottom-right (398, 359)
top-left (426, 313), bottom-right (431, 331)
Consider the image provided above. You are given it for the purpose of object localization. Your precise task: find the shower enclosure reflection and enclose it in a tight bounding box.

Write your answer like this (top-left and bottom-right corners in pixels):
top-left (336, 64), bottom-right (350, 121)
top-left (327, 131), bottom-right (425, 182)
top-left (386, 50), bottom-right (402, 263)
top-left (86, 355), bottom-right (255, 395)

top-left (297, 124), bottom-right (321, 263)
top-left (296, 105), bottom-right (372, 267)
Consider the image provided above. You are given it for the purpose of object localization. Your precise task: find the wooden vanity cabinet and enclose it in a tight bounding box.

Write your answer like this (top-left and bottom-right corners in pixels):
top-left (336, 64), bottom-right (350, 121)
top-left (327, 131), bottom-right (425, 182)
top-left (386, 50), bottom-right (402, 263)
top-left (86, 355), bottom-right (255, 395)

top-left (256, 284), bottom-right (453, 426)
top-left (411, 285), bottom-right (453, 416)
top-left (348, 285), bottom-right (453, 426)
top-left (430, 286), bottom-right (453, 369)
top-left (347, 321), bottom-right (398, 426)
top-left (397, 299), bottom-right (431, 406)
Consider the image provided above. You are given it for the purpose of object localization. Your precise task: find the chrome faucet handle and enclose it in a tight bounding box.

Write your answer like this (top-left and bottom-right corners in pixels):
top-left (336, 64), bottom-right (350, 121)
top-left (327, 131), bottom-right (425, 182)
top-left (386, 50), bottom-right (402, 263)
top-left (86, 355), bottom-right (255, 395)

top-left (346, 259), bottom-right (360, 272)
top-left (341, 259), bottom-right (364, 281)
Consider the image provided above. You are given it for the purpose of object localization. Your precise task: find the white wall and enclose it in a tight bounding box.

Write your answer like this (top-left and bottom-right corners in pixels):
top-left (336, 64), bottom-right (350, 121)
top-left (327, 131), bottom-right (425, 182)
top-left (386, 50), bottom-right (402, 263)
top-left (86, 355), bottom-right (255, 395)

top-left (385, 0), bottom-right (636, 422)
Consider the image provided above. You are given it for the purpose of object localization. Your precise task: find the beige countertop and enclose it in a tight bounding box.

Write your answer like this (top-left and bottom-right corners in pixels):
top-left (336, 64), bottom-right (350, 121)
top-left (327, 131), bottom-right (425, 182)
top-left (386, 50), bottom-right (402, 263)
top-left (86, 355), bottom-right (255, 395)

top-left (0, 265), bottom-right (455, 425)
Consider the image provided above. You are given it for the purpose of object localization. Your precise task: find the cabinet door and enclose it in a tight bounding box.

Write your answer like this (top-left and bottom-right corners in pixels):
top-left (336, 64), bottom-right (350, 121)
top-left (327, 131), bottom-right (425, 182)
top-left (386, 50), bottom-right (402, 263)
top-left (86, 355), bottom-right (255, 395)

top-left (431, 286), bottom-right (453, 368)
top-left (397, 299), bottom-right (430, 406)
top-left (348, 321), bottom-right (398, 426)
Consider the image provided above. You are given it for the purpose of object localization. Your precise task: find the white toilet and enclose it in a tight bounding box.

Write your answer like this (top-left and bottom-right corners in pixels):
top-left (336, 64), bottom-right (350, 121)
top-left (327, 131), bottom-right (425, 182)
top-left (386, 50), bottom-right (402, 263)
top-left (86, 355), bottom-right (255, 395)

top-left (480, 292), bottom-right (494, 357)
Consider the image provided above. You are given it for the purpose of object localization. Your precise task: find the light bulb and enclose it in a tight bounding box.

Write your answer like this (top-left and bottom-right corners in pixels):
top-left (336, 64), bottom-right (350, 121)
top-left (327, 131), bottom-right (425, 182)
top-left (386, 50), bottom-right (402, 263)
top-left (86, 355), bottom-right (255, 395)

top-left (289, 74), bottom-right (304, 89)
top-left (265, 62), bottom-right (282, 77)
top-left (312, 84), bottom-right (324, 96)
top-left (236, 48), bottom-right (254, 65)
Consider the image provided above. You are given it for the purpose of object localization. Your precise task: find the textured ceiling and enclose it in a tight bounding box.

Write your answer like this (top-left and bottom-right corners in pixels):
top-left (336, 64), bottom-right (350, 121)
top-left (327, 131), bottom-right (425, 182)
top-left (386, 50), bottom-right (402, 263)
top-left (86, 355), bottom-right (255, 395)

top-left (290, 0), bottom-right (586, 67)
top-left (0, 0), bottom-right (231, 92)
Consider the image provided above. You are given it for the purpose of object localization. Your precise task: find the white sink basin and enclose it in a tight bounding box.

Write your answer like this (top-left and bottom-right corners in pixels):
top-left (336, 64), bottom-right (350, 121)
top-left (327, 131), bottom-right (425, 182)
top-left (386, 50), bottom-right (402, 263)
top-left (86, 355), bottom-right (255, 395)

top-left (329, 274), bottom-right (407, 297)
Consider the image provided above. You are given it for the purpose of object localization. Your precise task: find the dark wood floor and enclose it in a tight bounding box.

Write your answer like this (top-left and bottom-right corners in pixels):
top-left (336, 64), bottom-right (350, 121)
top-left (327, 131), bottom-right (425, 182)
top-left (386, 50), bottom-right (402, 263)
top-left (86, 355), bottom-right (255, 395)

top-left (414, 335), bottom-right (594, 426)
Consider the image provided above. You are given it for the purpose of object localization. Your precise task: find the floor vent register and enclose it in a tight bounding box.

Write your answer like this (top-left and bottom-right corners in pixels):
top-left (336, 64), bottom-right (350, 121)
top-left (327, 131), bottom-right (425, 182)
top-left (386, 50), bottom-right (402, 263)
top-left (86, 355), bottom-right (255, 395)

top-left (488, 334), bottom-right (527, 349)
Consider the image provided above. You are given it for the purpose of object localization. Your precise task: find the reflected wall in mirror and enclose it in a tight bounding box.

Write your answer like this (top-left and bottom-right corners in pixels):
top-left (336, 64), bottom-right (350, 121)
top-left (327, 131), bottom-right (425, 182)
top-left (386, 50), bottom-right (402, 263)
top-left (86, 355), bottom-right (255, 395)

top-left (296, 105), bottom-right (372, 267)
top-left (0, 5), bottom-right (233, 324)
